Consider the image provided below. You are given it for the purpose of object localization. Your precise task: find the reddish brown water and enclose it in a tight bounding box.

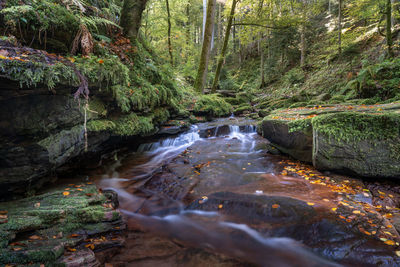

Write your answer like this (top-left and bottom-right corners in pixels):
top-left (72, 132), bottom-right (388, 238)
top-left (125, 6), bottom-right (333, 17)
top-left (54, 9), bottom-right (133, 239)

top-left (84, 119), bottom-right (400, 266)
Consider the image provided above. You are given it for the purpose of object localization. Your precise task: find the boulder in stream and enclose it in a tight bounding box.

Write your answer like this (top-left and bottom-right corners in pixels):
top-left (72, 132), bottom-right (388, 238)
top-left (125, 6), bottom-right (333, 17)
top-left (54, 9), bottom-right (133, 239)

top-left (260, 103), bottom-right (400, 178)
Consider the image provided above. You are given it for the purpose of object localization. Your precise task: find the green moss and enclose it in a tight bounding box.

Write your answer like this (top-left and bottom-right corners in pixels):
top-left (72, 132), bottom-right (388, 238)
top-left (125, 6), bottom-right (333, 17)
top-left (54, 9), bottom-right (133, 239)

top-left (87, 119), bottom-right (116, 132)
top-left (0, 184), bottom-right (119, 265)
top-left (113, 114), bottom-right (155, 136)
top-left (312, 112), bottom-right (400, 143)
top-left (288, 118), bottom-right (313, 134)
top-left (193, 94), bottom-right (233, 117)
top-left (234, 104), bottom-right (253, 114)
top-left (0, 59), bottom-right (77, 89)
top-left (88, 98), bottom-right (108, 117)
top-left (153, 107), bottom-right (170, 124)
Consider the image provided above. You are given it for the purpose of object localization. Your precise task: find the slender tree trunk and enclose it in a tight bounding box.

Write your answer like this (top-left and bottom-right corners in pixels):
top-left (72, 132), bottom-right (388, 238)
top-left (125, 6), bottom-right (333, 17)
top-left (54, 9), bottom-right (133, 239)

top-left (260, 41), bottom-right (265, 88)
top-left (120, 0), bottom-right (149, 41)
top-left (387, 0), bottom-right (394, 58)
top-left (338, 0), bottom-right (342, 55)
top-left (194, 0), bottom-right (216, 93)
top-left (300, 23), bottom-right (306, 67)
top-left (233, 17), bottom-right (237, 52)
top-left (300, 0), bottom-right (307, 67)
top-left (392, 0), bottom-right (398, 27)
top-left (165, 0), bottom-right (174, 65)
top-left (211, 0), bottom-right (237, 93)
top-left (186, 2), bottom-right (191, 45)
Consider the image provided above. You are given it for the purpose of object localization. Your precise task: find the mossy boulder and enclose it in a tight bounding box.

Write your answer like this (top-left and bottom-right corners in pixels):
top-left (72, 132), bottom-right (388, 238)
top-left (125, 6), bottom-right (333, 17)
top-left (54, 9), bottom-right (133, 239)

top-left (313, 113), bottom-right (400, 178)
top-left (0, 184), bottom-right (123, 266)
top-left (259, 103), bottom-right (400, 178)
top-left (193, 94), bottom-right (233, 117)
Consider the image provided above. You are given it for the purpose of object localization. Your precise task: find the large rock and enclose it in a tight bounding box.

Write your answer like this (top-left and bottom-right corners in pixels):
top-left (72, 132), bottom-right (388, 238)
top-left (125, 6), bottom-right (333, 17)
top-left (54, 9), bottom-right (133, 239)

top-left (260, 104), bottom-right (400, 178)
top-left (261, 118), bottom-right (313, 162)
top-left (0, 184), bottom-right (124, 266)
top-left (0, 81), bottom-right (111, 197)
top-left (187, 192), bottom-right (400, 266)
top-left (312, 112), bottom-right (400, 178)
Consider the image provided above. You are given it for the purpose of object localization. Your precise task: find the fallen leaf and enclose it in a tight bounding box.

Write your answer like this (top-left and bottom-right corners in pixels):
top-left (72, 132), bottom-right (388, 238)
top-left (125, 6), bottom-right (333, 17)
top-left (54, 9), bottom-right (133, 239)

top-left (29, 235), bottom-right (42, 240)
top-left (218, 204), bottom-right (223, 209)
top-left (353, 210), bottom-right (361, 214)
top-left (63, 191), bottom-right (70, 196)
top-left (384, 240), bottom-right (396, 246)
top-left (66, 247), bottom-right (77, 252)
top-left (34, 202), bottom-right (41, 208)
top-left (307, 202), bottom-right (315, 206)
top-left (272, 204), bottom-right (280, 209)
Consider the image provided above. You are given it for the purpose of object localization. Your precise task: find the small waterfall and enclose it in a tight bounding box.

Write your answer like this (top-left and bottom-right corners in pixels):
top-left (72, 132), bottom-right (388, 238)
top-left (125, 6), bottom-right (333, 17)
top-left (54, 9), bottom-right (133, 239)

top-left (138, 125), bottom-right (201, 153)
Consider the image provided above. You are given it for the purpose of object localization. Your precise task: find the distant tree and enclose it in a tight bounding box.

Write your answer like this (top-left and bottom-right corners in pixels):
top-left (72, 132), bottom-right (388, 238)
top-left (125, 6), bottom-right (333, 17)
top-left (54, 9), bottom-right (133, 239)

top-left (194, 0), bottom-right (217, 93)
top-left (211, 0), bottom-right (238, 93)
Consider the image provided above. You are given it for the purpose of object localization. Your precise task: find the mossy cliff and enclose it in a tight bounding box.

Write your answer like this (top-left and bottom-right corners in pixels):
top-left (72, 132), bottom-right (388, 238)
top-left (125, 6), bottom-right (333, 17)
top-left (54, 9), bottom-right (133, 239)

top-left (260, 103), bottom-right (400, 178)
top-left (0, 39), bottom-right (231, 198)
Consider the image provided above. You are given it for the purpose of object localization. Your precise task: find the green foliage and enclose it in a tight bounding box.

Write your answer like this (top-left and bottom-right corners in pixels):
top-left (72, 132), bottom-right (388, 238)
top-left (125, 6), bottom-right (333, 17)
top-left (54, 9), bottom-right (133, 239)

top-left (348, 58), bottom-right (400, 99)
top-left (193, 94), bottom-right (233, 117)
top-left (283, 67), bottom-right (305, 86)
top-left (0, 59), bottom-right (77, 89)
top-left (112, 114), bottom-right (155, 136)
top-left (1, 0), bottom-right (121, 50)
top-left (75, 55), bottom-right (130, 88)
top-left (312, 112), bottom-right (400, 143)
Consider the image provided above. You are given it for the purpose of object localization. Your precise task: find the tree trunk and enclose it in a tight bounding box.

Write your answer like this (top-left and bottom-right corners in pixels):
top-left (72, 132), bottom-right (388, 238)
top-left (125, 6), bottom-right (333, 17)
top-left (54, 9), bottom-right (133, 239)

top-left (300, 23), bottom-right (306, 67)
top-left (211, 0), bottom-right (237, 93)
top-left (186, 3), bottom-right (190, 45)
top-left (166, 0), bottom-right (174, 65)
top-left (194, 0), bottom-right (216, 93)
top-left (260, 41), bottom-right (265, 89)
top-left (338, 0), bottom-right (342, 55)
top-left (387, 0), bottom-right (394, 58)
top-left (120, 0), bottom-right (149, 41)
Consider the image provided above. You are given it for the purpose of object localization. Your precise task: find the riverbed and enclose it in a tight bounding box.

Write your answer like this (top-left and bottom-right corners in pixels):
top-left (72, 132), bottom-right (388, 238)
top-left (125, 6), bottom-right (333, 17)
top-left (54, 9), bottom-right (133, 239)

top-left (84, 118), bottom-right (400, 266)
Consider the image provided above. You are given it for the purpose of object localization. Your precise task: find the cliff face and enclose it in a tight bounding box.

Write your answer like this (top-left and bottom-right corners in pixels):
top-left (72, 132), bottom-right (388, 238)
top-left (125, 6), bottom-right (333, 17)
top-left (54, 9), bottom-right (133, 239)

top-left (0, 79), bottom-right (112, 198)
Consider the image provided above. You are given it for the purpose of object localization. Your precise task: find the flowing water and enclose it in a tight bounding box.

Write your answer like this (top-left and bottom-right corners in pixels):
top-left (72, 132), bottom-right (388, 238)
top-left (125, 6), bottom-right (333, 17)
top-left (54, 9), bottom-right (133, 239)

top-left (86, 118), bottom-right (400, 266)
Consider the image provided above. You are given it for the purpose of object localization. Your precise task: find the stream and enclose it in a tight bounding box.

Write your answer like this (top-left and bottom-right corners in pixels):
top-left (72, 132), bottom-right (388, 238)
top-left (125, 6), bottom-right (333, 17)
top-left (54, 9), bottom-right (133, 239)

top-left (85, 118), bottom-right (400, 266)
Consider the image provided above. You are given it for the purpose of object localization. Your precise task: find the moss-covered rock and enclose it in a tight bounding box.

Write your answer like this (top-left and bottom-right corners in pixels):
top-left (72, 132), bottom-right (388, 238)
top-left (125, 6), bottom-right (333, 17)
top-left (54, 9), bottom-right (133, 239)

top-left (193, 94), bottom-right (233, 117)
top-left (0, 184), bottom-right (123, 266)
top-left (259, 103), bottom-right (400, 178)
top-left (312, 112), bottom-right (400, 178)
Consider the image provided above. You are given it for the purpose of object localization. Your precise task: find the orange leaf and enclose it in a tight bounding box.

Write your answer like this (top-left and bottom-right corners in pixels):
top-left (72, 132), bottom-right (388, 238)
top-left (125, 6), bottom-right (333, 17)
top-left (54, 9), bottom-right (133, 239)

top-left (272, 204), bottom-right (280, 209)
top-left (63, 191), bottom-right (70, 196)
top-left (384, 240), bottom-right (395, 246)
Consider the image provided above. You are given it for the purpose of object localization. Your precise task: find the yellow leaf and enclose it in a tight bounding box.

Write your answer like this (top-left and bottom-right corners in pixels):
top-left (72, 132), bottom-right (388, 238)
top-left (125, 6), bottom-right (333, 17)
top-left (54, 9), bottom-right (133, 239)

top-left (331, 208), bottom-right (337, 212)
top-left (218, 204), bottom-right (223, 209)
top-left (395, 251), bottom-right (400, 257)
top-left (63, 191), bottom-right (70, 196)
top-left (353, 210), bottom-right (361, 214)
top-left (307, 202), bottom-right (315, 206)
top-left (384, 240), bottom-right (395, 246)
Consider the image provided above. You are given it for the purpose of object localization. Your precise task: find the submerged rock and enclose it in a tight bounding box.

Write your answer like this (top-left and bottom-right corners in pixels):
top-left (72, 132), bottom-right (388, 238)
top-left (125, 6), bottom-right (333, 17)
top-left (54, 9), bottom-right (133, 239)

top-left (188, 192), bottom-right (400, 266)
